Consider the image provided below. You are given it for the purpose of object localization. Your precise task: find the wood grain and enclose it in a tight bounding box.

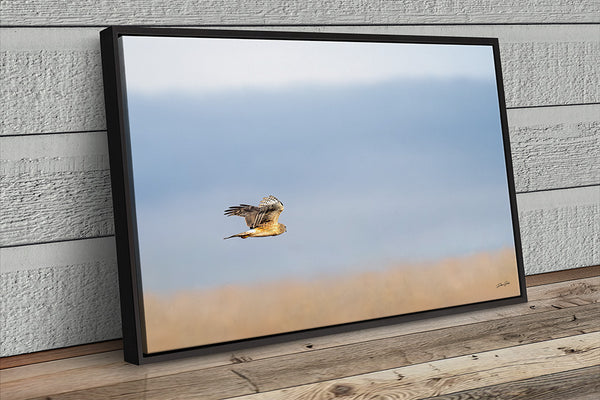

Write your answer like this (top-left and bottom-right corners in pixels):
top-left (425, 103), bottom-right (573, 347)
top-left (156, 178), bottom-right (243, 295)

top-left (0, 132), bottom-right (113, 246)
top-left (0, 340), bottom-right (122, 370)
top-left (1, 238), bottom-right (121, 358)
top-left (0, 169), bottom-right (113, 246)
top-left (0, 261), bottom-right (122, 357)
top-left (207, 305), bottom-right (600, 397)
top-left (0, 46), bottom-right (106, 135)
top-left (227, 334), bottom-right (600, 400)
top-left (1, 25), bottom-right (599, 135)
top-left (526, 265), bottom-right (600, 287)
top-left (1, 277), bottom-right (597, 397)
top-left (420, 365), bottom-right (600, 400)
top-left (519, 200), bottom-right (599, 275)
top-left (2, 0), bottom-right (599, 25)
top-left (508, 104), bottom-right (600, 193)
top-left (9, 304), bottom-right (598, 400)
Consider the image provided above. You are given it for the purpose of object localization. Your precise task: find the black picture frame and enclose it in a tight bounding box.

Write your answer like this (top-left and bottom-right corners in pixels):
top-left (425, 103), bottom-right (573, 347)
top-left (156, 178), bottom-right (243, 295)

top-left (100, 26), bottom-right (527, 365)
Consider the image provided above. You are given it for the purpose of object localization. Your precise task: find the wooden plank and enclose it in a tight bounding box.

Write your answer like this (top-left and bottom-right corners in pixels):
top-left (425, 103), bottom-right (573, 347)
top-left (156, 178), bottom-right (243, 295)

top-left (1, 25), bottom-right (598, 135)
top-left (1, 33), bottom-right (106, 135)
top-left (7, 304), bottom-right (598, 400)
top-left (508, 104), bottom-right (600, 192)
top-left (1, 273), bottom-right (596, 365)
top-left (0, 133), bottom-right (113, 247)
top-left (0, 238), bottom-right (121, 357)
top-left (518, 187), bottom-right (599, 274)
top-left (2, 0), bottom-right (599, 25)
top-left (0, 168), bottom-right (113, 246)
top-left (0, 236), bottom-right (116, 273)
top-left (226, 335), bottom-right (600, 400)
top-left (517, 185), bottom-right (600, 210)
top-left (0, 340), bottom-right (122, 370)
top-left (526, 265), bottom-right (600, 287)
top-left (420, 365), bottom-right (600, 400)
top-left (0, 262), bottom-right (122, 357)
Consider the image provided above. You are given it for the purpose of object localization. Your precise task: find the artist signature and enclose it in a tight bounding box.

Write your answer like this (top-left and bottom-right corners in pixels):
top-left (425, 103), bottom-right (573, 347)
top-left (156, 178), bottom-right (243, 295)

top-left (496, 281), bottom-right (511, 288)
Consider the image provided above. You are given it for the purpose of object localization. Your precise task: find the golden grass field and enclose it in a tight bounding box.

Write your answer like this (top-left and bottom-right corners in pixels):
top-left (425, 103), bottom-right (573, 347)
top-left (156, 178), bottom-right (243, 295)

top-left (143, 248), bottom-right (520, 353)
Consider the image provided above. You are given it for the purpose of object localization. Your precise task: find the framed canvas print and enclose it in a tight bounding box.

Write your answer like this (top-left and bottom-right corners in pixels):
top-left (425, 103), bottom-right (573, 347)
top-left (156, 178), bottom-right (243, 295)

top-left (100, 27), bottom-right (527, 364)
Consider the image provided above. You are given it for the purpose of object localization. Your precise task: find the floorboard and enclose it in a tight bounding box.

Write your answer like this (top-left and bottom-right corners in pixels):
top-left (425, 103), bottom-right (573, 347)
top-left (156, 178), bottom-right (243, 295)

top-left (421, 365), bottom-right (600, 400)
top-left (525, 265), bottom-right (600, 287)
top-left (227, 334), bottom-right (599, 400)
top-left (0, 340), bottom-right (122, 370)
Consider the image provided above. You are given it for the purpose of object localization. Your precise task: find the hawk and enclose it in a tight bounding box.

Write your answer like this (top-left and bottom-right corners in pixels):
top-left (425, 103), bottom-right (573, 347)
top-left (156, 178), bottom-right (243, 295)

top-left (224, 195), bottom-right (287, 239)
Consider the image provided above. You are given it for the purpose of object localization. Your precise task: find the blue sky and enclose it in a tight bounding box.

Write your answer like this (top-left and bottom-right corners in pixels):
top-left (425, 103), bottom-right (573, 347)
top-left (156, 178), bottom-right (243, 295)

top-left (120, 36), bottom-right (516, 293)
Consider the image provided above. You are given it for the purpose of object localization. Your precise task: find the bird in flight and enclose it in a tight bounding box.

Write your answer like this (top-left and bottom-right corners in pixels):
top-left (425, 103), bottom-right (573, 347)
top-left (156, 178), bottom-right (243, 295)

top-left (224, 195), bottom-right (287, 239)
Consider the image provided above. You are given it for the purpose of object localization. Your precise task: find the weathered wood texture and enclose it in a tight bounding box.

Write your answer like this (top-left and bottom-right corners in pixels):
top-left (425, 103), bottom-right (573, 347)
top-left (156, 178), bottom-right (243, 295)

top-left (1, 276), bottom-right (597, 398)
top-left (0, 262), bottom-right (121, 355)
top-left (0, 238), bottom-right (121, 356)
top-left (1, 25), bottom-right (599, 135)
top-left (526, 265), bottom-right (600, 287)
top-left (0, 258), bottom-right (119, 356)
top-left (4, 302), bottom-right (599, 399)
top-left (517, 185), bottom-right (599, 275)
top-left (508, 104), bottom-right (600, 192)
top-left (0, 340), bottom-right (122, 370)
top-left (230, 335), bottom-right (600, 400)
top-left (2, 0), bottom-right (599, 25)
top-left (420, 366), bottom-right (600, 400)
top-left (519, 197), bottom-right (599, 275)
top-left (0, 133), bottom-right (113, 246)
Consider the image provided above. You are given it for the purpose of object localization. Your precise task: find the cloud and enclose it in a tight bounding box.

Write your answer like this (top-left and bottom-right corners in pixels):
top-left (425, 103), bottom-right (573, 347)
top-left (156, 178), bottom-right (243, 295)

top-left (120, 35), bottom-right (496, 94)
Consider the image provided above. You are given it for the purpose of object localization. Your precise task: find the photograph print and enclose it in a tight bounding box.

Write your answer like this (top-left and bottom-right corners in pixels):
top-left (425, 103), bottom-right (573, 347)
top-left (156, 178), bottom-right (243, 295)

top-left (115, 30), bottom-right (524, 356)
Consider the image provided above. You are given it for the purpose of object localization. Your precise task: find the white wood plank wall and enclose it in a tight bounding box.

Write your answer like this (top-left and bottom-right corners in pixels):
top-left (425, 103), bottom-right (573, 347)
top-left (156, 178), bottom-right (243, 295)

top-left (1, 1), bottom-right (598, 356)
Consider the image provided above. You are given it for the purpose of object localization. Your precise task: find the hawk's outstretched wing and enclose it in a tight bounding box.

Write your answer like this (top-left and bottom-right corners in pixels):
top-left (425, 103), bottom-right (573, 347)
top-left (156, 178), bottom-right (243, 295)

top-left (224, 195), bottom-right (284, 228)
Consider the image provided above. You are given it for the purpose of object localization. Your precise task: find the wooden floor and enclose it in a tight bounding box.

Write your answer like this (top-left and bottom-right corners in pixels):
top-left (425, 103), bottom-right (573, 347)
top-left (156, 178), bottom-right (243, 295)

top-left (1, 272), bottom-right (598, 400)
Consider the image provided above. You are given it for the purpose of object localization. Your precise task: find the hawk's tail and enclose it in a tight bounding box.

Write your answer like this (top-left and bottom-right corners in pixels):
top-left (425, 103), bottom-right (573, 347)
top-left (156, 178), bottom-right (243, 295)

top-left (223, 232), bottom-right (249, 239)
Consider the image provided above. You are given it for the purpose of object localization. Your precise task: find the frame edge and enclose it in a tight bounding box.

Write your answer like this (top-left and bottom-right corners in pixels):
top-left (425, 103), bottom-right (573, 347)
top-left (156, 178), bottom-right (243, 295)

top-left (100, 26), bottom-right (143, 365)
